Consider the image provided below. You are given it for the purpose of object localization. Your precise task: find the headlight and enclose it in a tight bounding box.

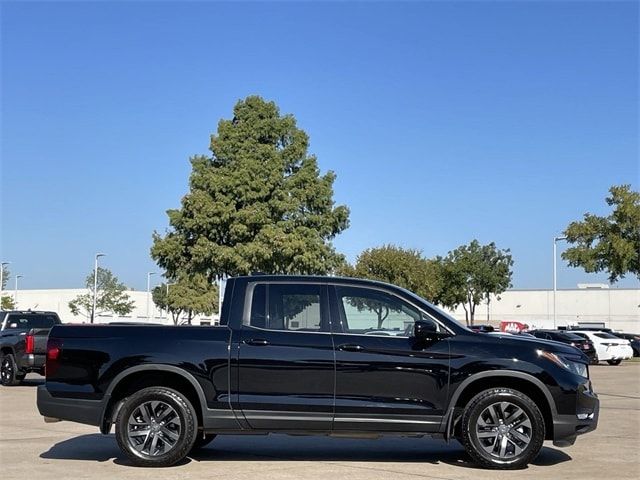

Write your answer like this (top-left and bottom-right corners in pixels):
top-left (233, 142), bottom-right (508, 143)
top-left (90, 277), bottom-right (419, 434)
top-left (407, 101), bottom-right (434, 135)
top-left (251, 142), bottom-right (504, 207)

top-left (538, 350), bottom-right (588, 378)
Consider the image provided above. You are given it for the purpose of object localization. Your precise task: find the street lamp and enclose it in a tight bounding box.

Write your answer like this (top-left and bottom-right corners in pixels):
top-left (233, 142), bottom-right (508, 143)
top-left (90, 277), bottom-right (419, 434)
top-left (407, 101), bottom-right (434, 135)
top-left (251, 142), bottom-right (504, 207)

top-left (0, 261), bottom-right (10, 295)
top-left (92, 253), bottom-right (106, 324)
top-left (146, 272), bottom-right (157, 320)
top-left (14, 275), bottom-right (23, 307)
top-left (553, 236), bottom-right (567, 328)
top-left (165, 282), bottom-right (175, 321)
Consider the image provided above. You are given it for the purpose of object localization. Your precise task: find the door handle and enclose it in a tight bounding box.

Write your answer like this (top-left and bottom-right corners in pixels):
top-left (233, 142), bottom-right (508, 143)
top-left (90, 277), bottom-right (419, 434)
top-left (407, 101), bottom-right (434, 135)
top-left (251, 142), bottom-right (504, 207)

top-left (338, 343), bottom-right (365, 352)
top-left (244, 338), bottom-right (270, 346)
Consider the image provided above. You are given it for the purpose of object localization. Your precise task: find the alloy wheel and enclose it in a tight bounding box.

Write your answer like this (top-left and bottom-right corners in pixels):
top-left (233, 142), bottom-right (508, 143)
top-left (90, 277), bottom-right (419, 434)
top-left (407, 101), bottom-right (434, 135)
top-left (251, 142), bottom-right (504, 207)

top-left (127, 400), bottom-right (182, 457)
top-left (475, 401), bottom-right (532, 459)
top-left (1, 358), bottom-right (13, 383)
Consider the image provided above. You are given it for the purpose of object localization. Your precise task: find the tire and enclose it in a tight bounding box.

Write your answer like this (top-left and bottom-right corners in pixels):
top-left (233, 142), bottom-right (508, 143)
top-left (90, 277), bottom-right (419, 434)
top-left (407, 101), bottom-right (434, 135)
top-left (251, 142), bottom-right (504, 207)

top-left (115, 387), bottom-right (198, 467)
top-left (607, 359), bottom-right (622, 366)
top-left (190, 433), bottom-right (217, 452)
top-left (461, 388), bottom-right (545, 469)
top-left (0, 353), bottom-right (23, 386)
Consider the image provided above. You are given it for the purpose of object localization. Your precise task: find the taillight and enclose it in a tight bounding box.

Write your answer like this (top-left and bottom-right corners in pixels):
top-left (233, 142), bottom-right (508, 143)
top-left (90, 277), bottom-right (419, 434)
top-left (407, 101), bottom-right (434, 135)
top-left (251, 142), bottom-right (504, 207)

top-left (45, 337), bottom-right (63, 377)
top-left (47, 346), bottom-right (60, 360)
top-left (25, 333), bottom-right (35, 354)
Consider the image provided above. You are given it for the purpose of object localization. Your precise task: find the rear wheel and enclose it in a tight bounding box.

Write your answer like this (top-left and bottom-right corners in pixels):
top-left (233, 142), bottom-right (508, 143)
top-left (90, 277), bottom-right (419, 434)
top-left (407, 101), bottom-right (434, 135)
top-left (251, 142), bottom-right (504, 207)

top-left (0, 353), bottom-right (24, 386)
top-left (115, 387), bottom-right (197, 467)
top-left (461, 388), bottom-right (545, 469)
top-left (607, 359), bottom-right (622, 366)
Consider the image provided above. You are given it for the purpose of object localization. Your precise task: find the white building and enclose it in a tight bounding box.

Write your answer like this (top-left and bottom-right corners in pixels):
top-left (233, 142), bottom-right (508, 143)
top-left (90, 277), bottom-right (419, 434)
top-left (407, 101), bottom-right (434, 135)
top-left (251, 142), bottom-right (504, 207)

top-left (7, 288), bottom-right (219, 325)
top-left (447, 286), bottom-right (640, 332)
top-left (4, 285), bottom-right (640, 332)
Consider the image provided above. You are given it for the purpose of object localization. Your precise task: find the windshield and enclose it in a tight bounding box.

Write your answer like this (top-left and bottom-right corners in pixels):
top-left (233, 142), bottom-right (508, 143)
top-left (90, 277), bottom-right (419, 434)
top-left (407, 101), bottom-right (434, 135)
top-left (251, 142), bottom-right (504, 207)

top-left (399, 286), bottom-right (469, 331)
top-left (3, 313), bottom-right (59, 330)
top-left (555, 332), bottom-right (585, 341)
top-left (594, 332), bottom-right (621, 340)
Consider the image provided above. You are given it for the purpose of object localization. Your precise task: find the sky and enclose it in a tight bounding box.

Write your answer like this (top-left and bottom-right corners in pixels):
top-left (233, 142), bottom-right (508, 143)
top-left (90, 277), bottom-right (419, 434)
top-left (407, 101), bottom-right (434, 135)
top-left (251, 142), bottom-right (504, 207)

top-left (1, 1), bottom-right (638, 291)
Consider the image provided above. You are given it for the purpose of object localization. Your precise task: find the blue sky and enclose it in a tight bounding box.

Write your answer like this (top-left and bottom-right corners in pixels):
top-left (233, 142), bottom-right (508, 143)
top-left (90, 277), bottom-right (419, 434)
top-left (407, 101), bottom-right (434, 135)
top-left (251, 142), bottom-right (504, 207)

top-left (1, 1), bottom-right (638, 291)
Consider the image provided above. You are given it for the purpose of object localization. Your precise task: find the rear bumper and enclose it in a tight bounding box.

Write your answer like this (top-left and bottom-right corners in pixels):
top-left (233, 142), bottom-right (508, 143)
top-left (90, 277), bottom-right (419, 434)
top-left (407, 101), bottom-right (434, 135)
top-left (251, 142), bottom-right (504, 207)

top-left (37, 385), bottom-right (104, 427)
top-left (23, 354), bottom-right (46, 371)
top-left (552, 385), bottom-right (599, 447)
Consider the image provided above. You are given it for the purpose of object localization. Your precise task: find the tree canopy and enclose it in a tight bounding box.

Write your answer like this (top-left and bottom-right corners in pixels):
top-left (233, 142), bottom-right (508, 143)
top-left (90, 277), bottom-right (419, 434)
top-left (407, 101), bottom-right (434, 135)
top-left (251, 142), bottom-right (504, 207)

top-left (435, 240), bottom-right (513, 325)
top-left (151, 96), bottom-right (350, 282)
top-left (152, 274), bottom-right (218, 324)
top-left (69, 267), bottom-right (135, 322)
top-left (340, 245), bottom-right (441, 302)
top-left (562, 184), bottom-right (640, 283)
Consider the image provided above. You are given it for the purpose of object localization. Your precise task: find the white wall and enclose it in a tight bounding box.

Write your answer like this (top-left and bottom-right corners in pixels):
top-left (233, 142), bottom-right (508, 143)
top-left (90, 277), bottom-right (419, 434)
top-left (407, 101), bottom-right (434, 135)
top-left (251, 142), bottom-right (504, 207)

top-left (6, 288), bottom-right (218, 325)
top-left (4, 286), bottom-right (640, 332)
top-left (444, 288), bottom-right (640, 332)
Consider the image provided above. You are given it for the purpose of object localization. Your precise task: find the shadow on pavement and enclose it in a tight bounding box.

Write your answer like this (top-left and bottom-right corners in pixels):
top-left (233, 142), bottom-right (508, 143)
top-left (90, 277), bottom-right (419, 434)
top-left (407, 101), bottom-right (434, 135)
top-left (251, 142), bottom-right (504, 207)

top-left (40, 433), bottom-right (570, 469)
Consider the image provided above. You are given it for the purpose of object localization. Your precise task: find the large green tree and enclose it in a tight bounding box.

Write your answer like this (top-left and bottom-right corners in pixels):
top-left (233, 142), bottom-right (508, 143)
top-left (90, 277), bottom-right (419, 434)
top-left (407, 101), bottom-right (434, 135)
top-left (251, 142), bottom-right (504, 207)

top-left (69, 267), bottom-right (135, 322)
top-left (152, 274), bottom-right (218, 325)
top-left (340, 245), bottom-right (441, 301)
top-left (151, 96), bottom-right (350, 281)
top-left (436, 240), bottom-right (513, 325)
top-left (562, 184), bottom-right (640, 283)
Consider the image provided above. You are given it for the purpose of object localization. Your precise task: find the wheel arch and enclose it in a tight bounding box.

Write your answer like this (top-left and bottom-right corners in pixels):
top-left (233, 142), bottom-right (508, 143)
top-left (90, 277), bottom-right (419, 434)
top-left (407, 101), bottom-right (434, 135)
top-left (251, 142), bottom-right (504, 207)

top-left (101, 365), bottom-right (208, 434)
top-left (443, 370), bottom-right (557, 441)
top-left (1, 346), bottom-right (15, 356)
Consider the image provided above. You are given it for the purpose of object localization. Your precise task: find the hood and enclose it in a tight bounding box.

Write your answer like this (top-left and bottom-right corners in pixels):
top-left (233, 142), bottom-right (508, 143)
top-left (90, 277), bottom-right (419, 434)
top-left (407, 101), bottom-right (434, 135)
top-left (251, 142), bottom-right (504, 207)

top-left (484, 332), bottom-right (585, 357)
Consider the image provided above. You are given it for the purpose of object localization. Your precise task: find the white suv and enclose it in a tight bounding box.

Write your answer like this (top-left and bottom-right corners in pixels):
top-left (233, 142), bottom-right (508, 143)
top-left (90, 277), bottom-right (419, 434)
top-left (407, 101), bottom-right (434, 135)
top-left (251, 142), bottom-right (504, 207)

top-left (572, 330), bottom-right (633, 365)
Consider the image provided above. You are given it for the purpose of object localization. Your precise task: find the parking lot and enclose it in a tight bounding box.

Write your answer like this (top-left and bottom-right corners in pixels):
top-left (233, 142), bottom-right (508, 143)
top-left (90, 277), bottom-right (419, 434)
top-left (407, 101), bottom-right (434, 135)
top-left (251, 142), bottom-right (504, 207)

top-left (0, 362), bottom-right (638, 480)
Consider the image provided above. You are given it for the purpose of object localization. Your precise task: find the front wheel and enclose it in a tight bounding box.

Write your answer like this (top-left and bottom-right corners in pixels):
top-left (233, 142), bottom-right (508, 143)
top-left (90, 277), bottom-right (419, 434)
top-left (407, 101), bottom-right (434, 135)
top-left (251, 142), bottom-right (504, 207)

top-left (115, 387), bottom-right (198, 467)
top-left (607, 359), bottom-right (622, 366)
top-left (0, 353), bottom-right (24, 386)
top-left (461, 388), bottom-right (545, 469)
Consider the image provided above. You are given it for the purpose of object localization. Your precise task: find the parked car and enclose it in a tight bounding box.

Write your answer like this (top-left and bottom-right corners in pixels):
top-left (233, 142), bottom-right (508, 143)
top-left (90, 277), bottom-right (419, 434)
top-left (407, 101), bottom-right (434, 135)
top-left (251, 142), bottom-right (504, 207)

top-left (571, 330), bottom-right (633, 365)
top-left (469, 324), bottom-right (495, 333)
top-left (0, 310), bottom-right (62, 385)
top-left (612, 333), bottom-right (640, 357)
top-left (529, 330), bottom-right (597, 363)
top-left (37, 275), bottom-right (598, 469)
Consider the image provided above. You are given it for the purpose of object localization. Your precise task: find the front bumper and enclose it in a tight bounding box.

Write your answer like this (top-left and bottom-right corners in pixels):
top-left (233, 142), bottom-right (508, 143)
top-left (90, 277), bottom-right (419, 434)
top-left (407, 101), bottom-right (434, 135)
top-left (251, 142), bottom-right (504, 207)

top-left (37, 385), bottom-right (104, 427)
top-left (552, 383), bottom-right (599, 447)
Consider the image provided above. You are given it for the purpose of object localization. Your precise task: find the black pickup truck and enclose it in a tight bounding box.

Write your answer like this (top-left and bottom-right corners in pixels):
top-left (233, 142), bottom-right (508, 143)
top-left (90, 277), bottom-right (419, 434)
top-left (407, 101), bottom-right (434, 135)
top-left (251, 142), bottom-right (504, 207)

top-left (37, 275), bottom-right (598, 469)
top-left (1, 310), bottom-right (62, 385)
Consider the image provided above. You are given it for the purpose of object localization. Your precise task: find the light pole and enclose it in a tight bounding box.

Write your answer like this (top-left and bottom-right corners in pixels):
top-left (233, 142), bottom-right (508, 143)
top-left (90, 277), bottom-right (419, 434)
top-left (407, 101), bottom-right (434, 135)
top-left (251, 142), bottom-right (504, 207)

top-left (553, 236), bottom-right (567, 328)
top-left (0, 261), bottom-right (10, 296)
top-left (146, 272), bottom-right (156, 320)
top-left (14, 275), bottom-right (23, 307)
top-left (92, 253), bottom-right (106, 323)
top-left (165, 282), bottom-right (175, 322)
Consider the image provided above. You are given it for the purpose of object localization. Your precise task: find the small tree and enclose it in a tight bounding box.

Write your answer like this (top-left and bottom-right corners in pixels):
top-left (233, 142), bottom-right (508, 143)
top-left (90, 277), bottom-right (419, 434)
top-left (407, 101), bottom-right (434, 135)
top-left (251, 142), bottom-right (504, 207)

top-left (151, 95), bottom-right (350, 282)
top-left (152, 274), bottom-right (218, 325)
top-left (436, 240), bottom-right (513, 325)
top-left (562, 184), bottom-right (640, 283)
top-left (1, 265), bottom-right (14, 310)
top-left (1, 296), bottom-right (16, 310)
top-left (69, 267), bottom-right (135, 322)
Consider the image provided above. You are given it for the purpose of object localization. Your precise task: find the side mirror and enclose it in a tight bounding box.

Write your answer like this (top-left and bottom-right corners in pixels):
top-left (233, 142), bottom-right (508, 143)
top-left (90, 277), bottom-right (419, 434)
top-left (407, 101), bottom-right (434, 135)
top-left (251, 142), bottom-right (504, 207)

top-left (414, 320), bottom-right (447, 342)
